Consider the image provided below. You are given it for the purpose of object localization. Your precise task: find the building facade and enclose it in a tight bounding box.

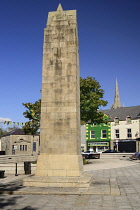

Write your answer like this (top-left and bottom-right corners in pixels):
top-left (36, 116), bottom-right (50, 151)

top-left (102, 106), bottom-right (140, 152)
top-left (1, 129), bottom-right (39, 155)
top-left (86, 115), bottom-right (111, 152)
top-left (81, 125), bottom-right (86, 152)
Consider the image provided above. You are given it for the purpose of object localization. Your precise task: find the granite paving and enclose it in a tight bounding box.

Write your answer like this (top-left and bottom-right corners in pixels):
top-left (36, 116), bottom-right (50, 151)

top-left (0, 158), bottom-right (140, 209)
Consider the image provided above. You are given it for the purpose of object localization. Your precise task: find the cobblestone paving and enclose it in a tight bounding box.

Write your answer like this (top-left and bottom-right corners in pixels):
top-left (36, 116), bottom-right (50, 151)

top-left (1, 159), bottom-right (140, 209)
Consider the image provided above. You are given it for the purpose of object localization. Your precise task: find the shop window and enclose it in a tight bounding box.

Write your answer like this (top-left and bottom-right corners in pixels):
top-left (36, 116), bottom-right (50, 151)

top-left (126, 116), bottom-right (131, 124)
top-left (127, 129), bottom-right (132, 138)
top-left (102, 130), bottom-right (107, 138)
top-left (114, 117), bottom-right (119, 125)
top-left (90, 130), bottom-right (95, 139)
top-left (115, 129), bottom-right (120, 139)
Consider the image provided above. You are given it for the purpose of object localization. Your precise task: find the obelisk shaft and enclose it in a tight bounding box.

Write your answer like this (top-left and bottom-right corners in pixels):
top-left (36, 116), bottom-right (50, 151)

top-left (23, 6), bottom-right (94, 186)
top-left (34, 5), bottom-right (83, 177)
top-left (40, 5), bottom-right (81, 155)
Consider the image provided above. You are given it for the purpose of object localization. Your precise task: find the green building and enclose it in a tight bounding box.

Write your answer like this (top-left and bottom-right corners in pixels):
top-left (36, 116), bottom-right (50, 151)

top-left (86, 115), bottom-right (111, 152)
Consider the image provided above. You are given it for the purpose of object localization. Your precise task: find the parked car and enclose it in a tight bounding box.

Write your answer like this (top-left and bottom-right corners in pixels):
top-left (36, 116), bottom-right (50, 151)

top-left (102, 149), bottom-right (118, 153)
top-left (82, 151), bottom-right (100, 159)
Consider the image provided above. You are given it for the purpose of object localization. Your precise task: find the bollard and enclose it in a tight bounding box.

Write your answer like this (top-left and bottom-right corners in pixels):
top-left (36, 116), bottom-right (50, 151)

top-left (15, 163), bottom-right (18, 176)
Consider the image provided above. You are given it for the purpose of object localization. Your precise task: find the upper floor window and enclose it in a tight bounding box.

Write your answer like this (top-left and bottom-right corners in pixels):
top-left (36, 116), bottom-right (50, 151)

top-left (127, 129), bottom-right (132, 138)
top-left (90, 130), bottom-right (95, 139)
top-left (102, 130), bottom-right (107, 138)
top-left (126, 116), bottom-right (131, 124)
top-left (115, 129), bottom-right (120, 139)
top-left (114, 117), bottom-right (119, 125)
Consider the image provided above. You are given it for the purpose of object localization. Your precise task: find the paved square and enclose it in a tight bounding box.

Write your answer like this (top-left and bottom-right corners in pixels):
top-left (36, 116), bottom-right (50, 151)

top-left (1, 158), bottom-right (140, 209)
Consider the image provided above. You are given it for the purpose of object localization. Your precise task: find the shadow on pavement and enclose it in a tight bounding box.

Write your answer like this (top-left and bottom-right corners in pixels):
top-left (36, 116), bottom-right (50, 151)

top-left (0, 195), bottom-right (37, 210)
top-left (0, 179), bottom-right (24, 194)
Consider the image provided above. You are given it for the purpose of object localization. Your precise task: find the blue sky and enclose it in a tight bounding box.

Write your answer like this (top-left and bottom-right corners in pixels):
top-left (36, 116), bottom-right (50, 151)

top-left (0, 0), bottom-right (140, 124)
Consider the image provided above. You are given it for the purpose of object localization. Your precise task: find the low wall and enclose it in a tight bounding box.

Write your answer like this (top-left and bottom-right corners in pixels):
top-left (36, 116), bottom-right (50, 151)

top-left (101, 153), bottom-right (133, 159)
top-left (0, 154), bottom-right (37, 164)
top-left (0, 163), bottom-right (36, 175)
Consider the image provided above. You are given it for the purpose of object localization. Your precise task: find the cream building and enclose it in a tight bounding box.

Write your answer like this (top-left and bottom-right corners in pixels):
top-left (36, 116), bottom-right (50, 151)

top-left (102, 106), bottom-right (140, 152)
top-left (1, 129), bottom-right (39, 155)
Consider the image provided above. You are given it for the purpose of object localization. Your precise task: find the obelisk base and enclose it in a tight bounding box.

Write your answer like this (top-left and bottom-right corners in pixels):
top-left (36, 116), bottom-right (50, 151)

top-left (36, 154), bottom-right (83, 177)
top-left (23, 154), bottom-right (93, 188)
top-left (23, 173), bottom-right (93, 188)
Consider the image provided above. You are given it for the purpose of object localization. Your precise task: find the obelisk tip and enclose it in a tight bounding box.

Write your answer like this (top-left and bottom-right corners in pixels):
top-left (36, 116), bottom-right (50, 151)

top-left (57, 3), bottom-right (63, 11)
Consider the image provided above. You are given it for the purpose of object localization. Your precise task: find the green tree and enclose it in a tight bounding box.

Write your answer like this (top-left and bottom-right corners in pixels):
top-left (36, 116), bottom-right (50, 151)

top-left (22, 77), bottom-right (107, 132)
top-left (80, 77), bottom-right (108, 124)
top-left (0, 127), bottom-right (6, 138)
top-left (22, 100), bottom-right (41, 135)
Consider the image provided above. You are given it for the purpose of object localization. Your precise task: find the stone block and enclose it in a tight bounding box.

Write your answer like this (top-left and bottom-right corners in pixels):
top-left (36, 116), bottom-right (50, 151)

top-left (23, 172), bottom-right (93, 188)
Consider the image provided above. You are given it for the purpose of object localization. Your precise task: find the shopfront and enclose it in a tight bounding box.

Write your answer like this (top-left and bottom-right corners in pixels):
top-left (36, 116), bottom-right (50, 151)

top-left (115, 140), bottom-right (136, 153)
top-left (87, 141), bottom-right (110, 153)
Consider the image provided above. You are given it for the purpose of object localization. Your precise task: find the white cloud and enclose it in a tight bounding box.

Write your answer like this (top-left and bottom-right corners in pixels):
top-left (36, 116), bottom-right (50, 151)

top-left (0, 117), bottom-right (11, 122)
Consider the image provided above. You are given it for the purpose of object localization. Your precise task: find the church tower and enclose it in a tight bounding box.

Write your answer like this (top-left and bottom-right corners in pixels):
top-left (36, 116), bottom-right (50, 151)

top-left (111, 78), bottom-right (121, 109)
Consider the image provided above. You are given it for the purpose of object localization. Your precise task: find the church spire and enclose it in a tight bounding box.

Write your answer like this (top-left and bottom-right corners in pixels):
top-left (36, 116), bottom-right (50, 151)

top-left (111, 78), bottom-right (121, 109)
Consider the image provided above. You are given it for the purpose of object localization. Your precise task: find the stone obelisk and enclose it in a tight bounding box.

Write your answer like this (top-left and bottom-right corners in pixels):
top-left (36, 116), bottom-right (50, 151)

top-left (24, 4), bottom-right (92, 187)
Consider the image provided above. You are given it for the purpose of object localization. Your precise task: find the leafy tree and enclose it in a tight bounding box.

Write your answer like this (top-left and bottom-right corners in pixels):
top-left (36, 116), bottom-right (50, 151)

top-left (22, 120), bottom-right (40, 135)
top-left (22, 100), bottom-right (41, 135)
top-left (80, 77), bottom-right (108, 124)
top-left (0, 127), bottom-right (7, 138)
top-left (22, 77), bottom-right (107, 133)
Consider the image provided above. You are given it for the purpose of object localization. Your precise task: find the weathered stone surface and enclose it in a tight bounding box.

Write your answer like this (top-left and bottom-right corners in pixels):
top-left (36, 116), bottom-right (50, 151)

top-left (23, 172), bottom-right (93, 188)
top-left (39, 5), bottom-right (80, 157)
top-left (23, 4), bottom-right (89, 187)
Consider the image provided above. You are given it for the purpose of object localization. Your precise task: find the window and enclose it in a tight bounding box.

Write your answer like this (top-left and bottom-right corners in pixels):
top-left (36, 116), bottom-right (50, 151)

top-left (90, 130), bottom-right (95, 139)
top-left (20, 145), bottom-right (27, 151)
top-left (33, 142), bottom-right (36, 151)
top-left (127, 129), bottom-right (132, 138)
top-left (115, 129), bottom-right (119, 138)
top-left (126, 116), bottom-right (131, 124)
top-left (102, 130), bottom-right (107, 138)
top-left (114, 117), bottom-right (119, 125)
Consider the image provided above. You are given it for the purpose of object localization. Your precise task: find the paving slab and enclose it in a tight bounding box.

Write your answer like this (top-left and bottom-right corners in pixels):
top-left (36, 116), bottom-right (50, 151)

top-left (1, 158), bottom-right (140, 210)
top-left (0, 175), bottom-right (120, 196)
